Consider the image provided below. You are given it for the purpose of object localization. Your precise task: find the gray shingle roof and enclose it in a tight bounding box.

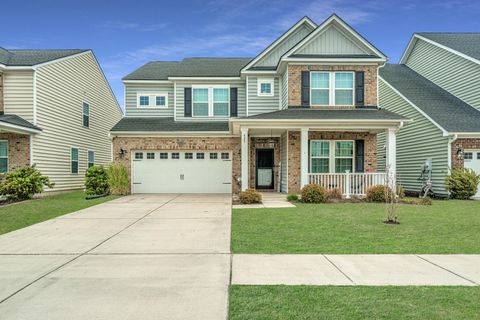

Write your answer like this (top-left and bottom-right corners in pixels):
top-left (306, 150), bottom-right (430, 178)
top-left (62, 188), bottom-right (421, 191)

top-left (0, 48), bottom-right (88, 66)
top-left (123, 58), bottom-right (252, 80)
top-left (111, 117), bottom-right (229, 132)
top-left (416, 33), bottom-right (480, 61)
top-left (0, 114), bottom-right (42, 131)
top-left (380, 64), bottom-right (480, 133)
top-left (241, 108), bottom-right (408, 120)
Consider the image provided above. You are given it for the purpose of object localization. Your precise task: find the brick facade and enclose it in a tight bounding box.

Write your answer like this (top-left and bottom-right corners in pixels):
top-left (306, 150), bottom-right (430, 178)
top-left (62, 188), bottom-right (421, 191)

top-left (287, 131), bottom-right (377, 193)
top-left (112, 136), bottom-right (242, 193)
top-left (287, 65), bottom-right (378, 107)
top-left (451, 138), bottom-right (480, 169)
top-left (0, 133), bottom-right (30, 173)
top-left (249, 137), bottom-right (280, 190)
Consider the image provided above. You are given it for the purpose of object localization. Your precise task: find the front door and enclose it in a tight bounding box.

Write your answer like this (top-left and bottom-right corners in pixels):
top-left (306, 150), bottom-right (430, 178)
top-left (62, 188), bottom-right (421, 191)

top-left (464, 150), bottom-right (480, 198)
top-left (256, 149), bottom-right (274, 189)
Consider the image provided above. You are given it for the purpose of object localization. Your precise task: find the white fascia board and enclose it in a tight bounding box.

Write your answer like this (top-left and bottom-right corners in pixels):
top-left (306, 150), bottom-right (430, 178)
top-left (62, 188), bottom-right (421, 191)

top-left (242, 17), bottom-right (317, 71)
top-left (379, 76), bottom-right (448, 136)
top-left (123, 80), bottom-right (173, 84)
top-left (0, 122), bottom-right (42, 135)
top-left (283, 58), bottom-right (386, 64)
top-left (168, 77), bottom-right (242, 81)
top-left (399, 34), bottom-right (418, 64)
top-left (401, 34), bottom-right (480, 66)
top-left (110, 131), bottom-right (233, 137)
top-left (0, 65), bottom-right (34, 70)
top-left (241, 70), bottom-right (278, 75)
top-left (32, 50), bottom-right (91, 69)
top-left (448, 132), bottom-right (480, 138)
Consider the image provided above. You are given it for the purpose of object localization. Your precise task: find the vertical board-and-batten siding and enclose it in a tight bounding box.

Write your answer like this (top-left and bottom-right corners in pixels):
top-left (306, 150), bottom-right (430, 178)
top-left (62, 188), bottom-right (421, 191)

top-left (297, 26), bottom-right (368, 55)
top-left (256, 24), bottom-right (313, 67)
top-left (34, 52), bottom-right (122, 191)
top-left (175, 80), bottom-right (246, 121)
top-left (280, 132), bottom-right (288, 192)
top-left (281, 69), bottom-right (288, 109)
top-left (125, 83), bottom-right (174, 117)
top-left (406, 39), bottom-right (480, 111)
top-left (3, 70), bottom-right (34, 122)
top-left (247, 77), bottom-right (280, 116)
top-left (378, 78), bottom-right (449, 196)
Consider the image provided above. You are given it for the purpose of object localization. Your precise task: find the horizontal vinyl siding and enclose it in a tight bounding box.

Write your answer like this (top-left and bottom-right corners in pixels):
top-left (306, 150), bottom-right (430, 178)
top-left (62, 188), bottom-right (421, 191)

top-left (34, 52), bottom-right (122, 191)
top-left (406, 39), bottom-right (480, 111)
top-left (125, 83), bottom-right (174, 117)
top-left (297, 26), bottom-right (367, 55)
top-left (3, 70), bottom-right (34, 122)
top-left (378, 79), bottom-right (449, 196)
top-left (280, 132), bottom-right (288, 192)
top-left (175, 80), bottom-right (246, 122)
top-left (247, 77), bottom-right (280, 116)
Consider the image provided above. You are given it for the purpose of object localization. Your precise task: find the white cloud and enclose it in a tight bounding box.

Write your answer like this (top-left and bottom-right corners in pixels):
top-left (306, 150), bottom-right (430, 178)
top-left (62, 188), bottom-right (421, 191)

top-left (100, 21), bottom-right (168, 32)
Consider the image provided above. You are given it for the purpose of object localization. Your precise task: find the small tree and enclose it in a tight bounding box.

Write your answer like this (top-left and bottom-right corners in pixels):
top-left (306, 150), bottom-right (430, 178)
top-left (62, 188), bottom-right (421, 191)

top-left (0, 165), bottom-right (54, 201)
top-left (384, 165), bottom-right (400, 224)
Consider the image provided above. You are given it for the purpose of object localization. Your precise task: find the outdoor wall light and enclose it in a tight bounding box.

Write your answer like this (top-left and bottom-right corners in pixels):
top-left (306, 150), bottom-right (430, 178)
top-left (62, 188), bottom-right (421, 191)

top-left (456, 145), bottom-right (464, 160)
top-left (119, 148), bottom-right (126, 159)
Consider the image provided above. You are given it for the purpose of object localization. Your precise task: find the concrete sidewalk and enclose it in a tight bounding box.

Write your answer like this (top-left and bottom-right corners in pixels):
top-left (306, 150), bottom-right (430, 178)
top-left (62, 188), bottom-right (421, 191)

top-left (232, 254), bottom-right (480, 286)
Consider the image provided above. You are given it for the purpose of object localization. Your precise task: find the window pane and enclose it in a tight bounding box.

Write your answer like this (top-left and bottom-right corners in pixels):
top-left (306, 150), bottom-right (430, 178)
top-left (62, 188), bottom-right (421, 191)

top-left (139, 96), bottom-right (149, 106)
top-left (71, 148), bottom-right (79, 161)
top-left (135, 152), bottom-right (143, 160)
top-left (88, 151), bottom-right (94, 162)
top-left (464, 152), bottom-right (473, 160)
top-left (335, 90), bottom-right (353, 106)
top-left (172, 153), bottom-right (180, 159)
top-left (312, 158), bottom-right (329, 173)
top-left (311, 72), bottom-right (329, 89)
top-left (221, 152), bottom-right (229, 160)
top-left (160, 153), bottom-right (168, 159)
top-left (335, 141), bottom-right (353, 157)
top-left (71, 161), bottom-right (78, 174)
top-left (193, 103), bottom-right (208, 116)
top-left (260, 82), bottom-right (271, 94)
top-left (335, 158), bottom-right (353, 173)
top-left (0, 141), bottom-right (8, 157)
top-left (196, 153), bottom-right (205, 159)
top-left (193, 89), bottom-right (209, 116)
top-left (185, 152), bottom-right (193, 159)
top-left (335, 73), bottom-right (353, 89)
top-left (311, 141), bottom-right (329, 157)
top-left (193, 88), bottom-right (208, 102)
top-left (156, 96), bottom-right (166, 106)
top-left (311, 89), bottom-right (329, 105)
top-left (210, 153), bottom-right (218, 159)
top-left (213, 88), bottom-right (228, 101)
top-left (146, 152), bottom-right (155, 159)
top-left (83, 115), bottom-right (89, 127)
top-left (213, 103), bottom-right (228, 116)
top-left (83, 103), bottom-right (89, 115)
top-left (0, 158), bottom-right (7, 173)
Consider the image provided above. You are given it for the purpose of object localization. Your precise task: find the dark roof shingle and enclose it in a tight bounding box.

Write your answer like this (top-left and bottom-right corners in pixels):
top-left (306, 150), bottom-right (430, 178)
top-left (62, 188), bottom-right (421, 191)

top-left (0, 48), bottom-right (88, 66)
top-left (123, 61), bottom-right (179, 80)
top-left (380, 64), bottom-right (480, 132)
top-left (111, 117), bottom-right (229, 132)
top-left (241, 108), bottom-right (408, 120)
top-left (416, 33), bottom-right (480, 61)
top-left (0, 114), bottom-right (42, 131)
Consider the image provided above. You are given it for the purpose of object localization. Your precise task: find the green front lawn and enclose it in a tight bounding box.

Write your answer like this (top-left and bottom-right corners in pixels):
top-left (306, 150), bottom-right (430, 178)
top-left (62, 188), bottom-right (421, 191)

top-left (229, 285), bottom-right (480, 320)
top-left (232, 200), bottom-right (480, 253)
top-left (0, 190), bottom-right (118, 235)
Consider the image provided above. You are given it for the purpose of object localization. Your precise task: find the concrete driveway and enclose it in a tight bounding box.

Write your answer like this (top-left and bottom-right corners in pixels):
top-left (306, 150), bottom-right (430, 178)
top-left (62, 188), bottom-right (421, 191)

top-left (0, 194), bottom-right (231, 320)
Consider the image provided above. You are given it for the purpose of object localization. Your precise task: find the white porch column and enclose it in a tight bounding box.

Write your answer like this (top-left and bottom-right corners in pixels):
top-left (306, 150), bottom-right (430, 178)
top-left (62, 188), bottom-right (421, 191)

top-left (385, 128), bottom-right (397, 189)
top-left (241, 127), bottom-right (249, 191)
top-left (300, 128), bottom-right (309, 188)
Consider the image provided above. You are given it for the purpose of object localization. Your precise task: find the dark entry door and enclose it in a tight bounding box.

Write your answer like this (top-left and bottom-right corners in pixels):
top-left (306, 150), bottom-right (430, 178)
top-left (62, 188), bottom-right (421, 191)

top-left (256, 149), bottom-right (274, 189)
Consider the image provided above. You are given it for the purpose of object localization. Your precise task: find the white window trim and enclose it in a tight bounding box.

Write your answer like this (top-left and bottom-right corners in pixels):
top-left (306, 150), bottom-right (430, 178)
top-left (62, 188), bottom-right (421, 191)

top-left (0, 140), bottom-right (8, 173)
top-left (82, 101), bottom-right (90, 128)
top-left (257, 78), bottom-right (274, 97)
top-left (310, 140), bottom-right (329, 173)
top-left (309, 140), bottom-right (355, 173)
top-left (71, 147), bottom-right (79, 174)
top-left (191, 85), bottom-right (230, 117)
top-left (310, 71), bottom-right (355, 107)
top-left (87, 150), bottom-right (95, 168)
top-left (137, 92), bottom-right (169, 109)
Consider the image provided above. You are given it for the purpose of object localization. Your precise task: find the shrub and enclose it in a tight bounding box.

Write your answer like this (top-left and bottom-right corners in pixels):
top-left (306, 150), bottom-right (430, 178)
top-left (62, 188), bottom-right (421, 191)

top-left (286, 194), bottom-right (299, 201)
top-left (366, 185), bottom-right (394, 203)
top-left (301, 184), bottom-right (327, 203)
top-left (402, 197), bottom-right (432, 206)
top-left (327, 188), bottom-right (343, 200)
top-left (239, 189), bottom-right (262, 204)
top-left (0, 165), bottom-right (54, 201)
top-left (107, 162), bottom-right (129, 195)
top-left (85, 165), bottom-right (109, 196)
top-left (445, 168), bottom-right (480, 199)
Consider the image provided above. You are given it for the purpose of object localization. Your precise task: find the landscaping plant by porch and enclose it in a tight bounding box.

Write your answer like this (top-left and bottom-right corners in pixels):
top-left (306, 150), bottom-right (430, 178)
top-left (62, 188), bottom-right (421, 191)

top-left (0, 165), bottom-right (54, 202)
top-left (445, 168), bottom-right (480, 199)
top-left (85, 165), bottom-right (109, 196)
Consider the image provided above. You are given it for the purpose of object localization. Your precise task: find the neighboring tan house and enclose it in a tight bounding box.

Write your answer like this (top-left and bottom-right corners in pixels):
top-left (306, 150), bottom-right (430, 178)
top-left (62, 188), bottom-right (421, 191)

top-left (378, 33), bottom-right (480, 197)
top-left (0, 48), bottom-right (122, 191)
top-left (111, 14), bottom-right (407, 195)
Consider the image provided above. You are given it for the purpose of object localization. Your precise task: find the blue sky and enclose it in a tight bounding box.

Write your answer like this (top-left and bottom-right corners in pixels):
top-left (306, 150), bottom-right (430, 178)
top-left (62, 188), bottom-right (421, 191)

top-left (1, 0), bottom-right (479, 110)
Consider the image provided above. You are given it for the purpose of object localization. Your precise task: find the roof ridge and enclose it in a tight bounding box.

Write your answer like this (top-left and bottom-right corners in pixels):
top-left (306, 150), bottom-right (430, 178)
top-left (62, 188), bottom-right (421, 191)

top-left (7, 48), bottom-right (89, 51)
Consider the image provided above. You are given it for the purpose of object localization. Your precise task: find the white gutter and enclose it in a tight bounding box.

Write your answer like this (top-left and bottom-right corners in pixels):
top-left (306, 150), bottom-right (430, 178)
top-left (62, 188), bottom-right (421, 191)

top-left (123, 80), bottom-right (172, 84)
top-left (0, 122), bottom-right (42, 134)
top-left (167, 77), bottom-right (242, 81)
top-left (110, 131), bottom-right (233, 137)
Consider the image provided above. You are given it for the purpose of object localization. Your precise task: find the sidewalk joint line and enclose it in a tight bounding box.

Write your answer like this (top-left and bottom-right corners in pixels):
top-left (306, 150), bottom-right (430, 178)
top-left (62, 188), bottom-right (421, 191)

top-left (323, 255), bottom-right (356, 285)
top-left (415, 255), bottom-right (478, 285)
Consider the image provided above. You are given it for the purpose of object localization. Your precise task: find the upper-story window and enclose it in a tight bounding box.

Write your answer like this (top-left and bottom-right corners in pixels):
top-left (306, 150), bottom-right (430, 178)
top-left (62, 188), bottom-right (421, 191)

top-left (137, 93), bottom-right (168, 108)
top-left (87, 150), bottom-right (95, 168)
top-left (257, 79), bottom-right (274, 97)
top-left (192, 86), bottom-right (229, 117)
top-left (82, 102), bottom-right (90, 128)
top-left (310, 72), bottom-right (354, 106)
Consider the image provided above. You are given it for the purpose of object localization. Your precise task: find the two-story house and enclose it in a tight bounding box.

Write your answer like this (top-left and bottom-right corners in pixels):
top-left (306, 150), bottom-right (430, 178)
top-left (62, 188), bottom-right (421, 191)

top-left (111, 14), bottom-right (407, 195)
top-left (0, 48), bottom-right (122, 191)
top-left (378, 33), bottom-right (480, 197)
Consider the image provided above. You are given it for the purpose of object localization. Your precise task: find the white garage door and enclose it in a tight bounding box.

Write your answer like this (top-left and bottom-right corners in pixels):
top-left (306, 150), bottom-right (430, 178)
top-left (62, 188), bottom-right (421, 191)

top-left (464, 150), bottom-right (480, 198)
top-left (132, 151), bottom-right (232, 193)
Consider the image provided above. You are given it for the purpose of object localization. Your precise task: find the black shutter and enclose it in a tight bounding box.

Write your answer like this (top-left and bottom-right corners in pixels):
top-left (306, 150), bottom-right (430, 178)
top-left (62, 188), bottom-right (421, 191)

top-left (184, 88), bottom-right (192, 117)
top-left (230, 87), bottom-right (238, 117)
top-left (301, 71), bottom-right (310, 107)
top-left (355, 140), bottom-right (364, 173)
top-left (355, 71), bottom-right (365, 108)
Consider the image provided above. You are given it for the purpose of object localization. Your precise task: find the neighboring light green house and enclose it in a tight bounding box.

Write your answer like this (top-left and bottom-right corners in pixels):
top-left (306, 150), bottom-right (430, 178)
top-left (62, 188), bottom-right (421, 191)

top-left (0, 48), bottom-right (122, 191)
top-left (378, 33), bottom-right (480, 197)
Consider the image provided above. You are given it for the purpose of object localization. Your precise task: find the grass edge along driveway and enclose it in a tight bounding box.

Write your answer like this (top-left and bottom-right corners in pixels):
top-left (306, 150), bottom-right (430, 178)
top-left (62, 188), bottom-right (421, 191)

top-left (0, 190), bottom-right (118, 235)
top-left (232, 200), bottom-right (480, 254)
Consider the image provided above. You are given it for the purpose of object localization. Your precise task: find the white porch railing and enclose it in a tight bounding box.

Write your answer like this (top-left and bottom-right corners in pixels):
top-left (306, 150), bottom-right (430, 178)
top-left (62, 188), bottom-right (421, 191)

top-left (308, 172), bottom-right (387, 197)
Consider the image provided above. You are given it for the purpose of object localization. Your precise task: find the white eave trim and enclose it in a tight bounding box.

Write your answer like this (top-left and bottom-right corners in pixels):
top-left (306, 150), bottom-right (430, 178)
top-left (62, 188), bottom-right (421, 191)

top-left (32, 50), bottom-right (92, 69)
top-left (400, 34), bottom-right (480, 66)
top-left (110, 131), bottom-right (233, 137)
top-left (282, 58), bottom-right (386, 63)
top-left (167, 77), bottom-right (242, 81)
top-left (123, 79), bottom-right (173, 84)
top-left (0, 122), bottom-right (42, 134)
top-left (448, 132), bottom-right (480, 138)
top-left (379, 76), bottom-right (448, 136)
